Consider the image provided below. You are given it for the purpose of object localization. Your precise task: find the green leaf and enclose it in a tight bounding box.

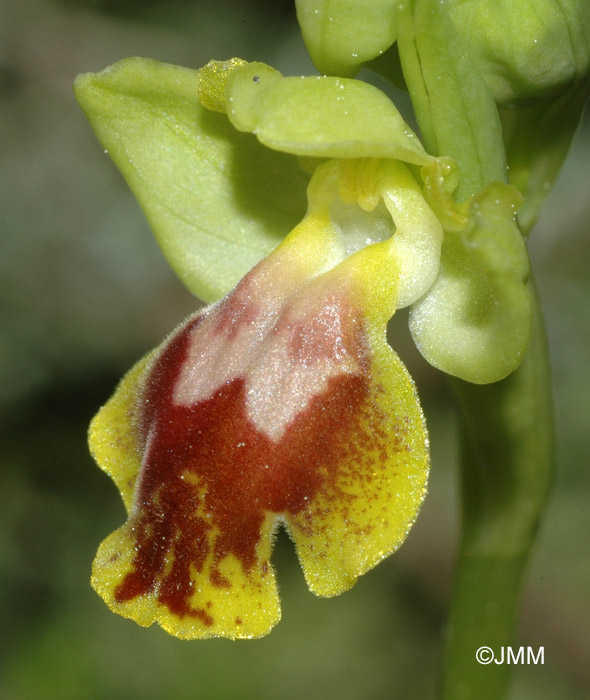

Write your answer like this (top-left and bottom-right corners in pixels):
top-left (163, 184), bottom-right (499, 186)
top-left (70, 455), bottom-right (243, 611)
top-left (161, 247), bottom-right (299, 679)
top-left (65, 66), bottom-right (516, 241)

top-left (295, 0), bottom-right (398, 77)
top-left (409, 183), bottom-right (532, 384)
top-left (224, 61), bottom-right (433, 165)
top-left (74, 57), bottom-right (309, 302)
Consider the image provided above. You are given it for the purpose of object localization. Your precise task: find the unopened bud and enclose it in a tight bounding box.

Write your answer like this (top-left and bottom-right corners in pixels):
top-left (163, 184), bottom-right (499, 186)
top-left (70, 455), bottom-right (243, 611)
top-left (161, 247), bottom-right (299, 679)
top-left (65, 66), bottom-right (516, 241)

top-left (448, 0), bottom-right (590, 106)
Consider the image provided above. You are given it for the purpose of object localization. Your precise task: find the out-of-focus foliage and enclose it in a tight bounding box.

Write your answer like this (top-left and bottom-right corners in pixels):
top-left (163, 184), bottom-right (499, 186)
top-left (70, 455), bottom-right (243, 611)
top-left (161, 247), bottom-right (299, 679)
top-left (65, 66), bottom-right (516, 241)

top-left (1, 1), bottom-right (589, 698)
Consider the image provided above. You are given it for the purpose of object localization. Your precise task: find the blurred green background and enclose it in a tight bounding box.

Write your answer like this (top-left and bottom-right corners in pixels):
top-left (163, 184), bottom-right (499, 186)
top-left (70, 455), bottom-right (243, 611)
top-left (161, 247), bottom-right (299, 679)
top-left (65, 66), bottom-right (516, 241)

top-left (1, 1), bottom-right (589, 698)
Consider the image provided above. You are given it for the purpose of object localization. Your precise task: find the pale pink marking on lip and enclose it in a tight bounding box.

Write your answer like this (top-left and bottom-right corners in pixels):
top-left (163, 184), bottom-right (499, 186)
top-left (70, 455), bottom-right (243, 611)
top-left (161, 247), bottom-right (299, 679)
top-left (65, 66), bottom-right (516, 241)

top-left (212, 277), bottom-right (259, 340)
top-left (245, 290), bottom-right (368, 440)
top-left (168, 238), bottom-right (371, 442)
top-left (171, 284), bottom-right (368, 442)
top-left (171, 255), bottom-right (296, 412)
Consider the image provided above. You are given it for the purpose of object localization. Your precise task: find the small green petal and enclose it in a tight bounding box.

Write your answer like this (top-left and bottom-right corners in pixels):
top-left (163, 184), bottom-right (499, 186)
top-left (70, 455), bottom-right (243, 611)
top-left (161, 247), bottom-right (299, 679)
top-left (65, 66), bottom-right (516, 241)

top-left (223, 61), bottom-right (284, 132)
top-left (409, 183), bottom-right (532, 384)
top-left (74, 57), bottom-right (309, 302)
top-left (295, 0), bottom-right (398, 77)
top-left (223, 62), bottom-right (432, 165)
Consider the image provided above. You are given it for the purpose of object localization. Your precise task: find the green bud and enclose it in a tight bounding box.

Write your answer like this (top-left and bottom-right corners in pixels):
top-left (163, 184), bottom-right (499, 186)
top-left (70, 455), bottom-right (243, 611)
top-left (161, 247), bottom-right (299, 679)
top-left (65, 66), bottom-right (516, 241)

top-left (295, 0), bottom-right (398, 76)
top-left (447, 0), bottom-right (590, 106)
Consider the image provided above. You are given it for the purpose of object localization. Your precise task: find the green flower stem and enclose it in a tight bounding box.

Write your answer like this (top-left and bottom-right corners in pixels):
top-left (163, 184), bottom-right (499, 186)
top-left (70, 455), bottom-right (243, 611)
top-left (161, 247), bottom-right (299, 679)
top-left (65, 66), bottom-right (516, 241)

top-left (441, 280), bottom-right (554, 700)
top-left (394, 5), bottom-right (556, 694)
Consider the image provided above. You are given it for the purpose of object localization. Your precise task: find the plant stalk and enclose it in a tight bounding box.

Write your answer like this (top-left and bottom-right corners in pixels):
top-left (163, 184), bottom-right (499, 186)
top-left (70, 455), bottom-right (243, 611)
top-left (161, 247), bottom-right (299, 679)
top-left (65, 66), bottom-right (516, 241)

top-left (440, 280), bottom-right (554, 699)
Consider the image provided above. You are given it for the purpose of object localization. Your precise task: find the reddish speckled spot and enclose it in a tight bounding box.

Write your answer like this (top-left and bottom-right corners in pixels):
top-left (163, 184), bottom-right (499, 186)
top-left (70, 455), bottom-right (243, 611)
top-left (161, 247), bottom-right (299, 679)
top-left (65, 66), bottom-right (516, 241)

top-left (213, 279), bottom-right (259, 339)
top-left (209, 569), bottom-right (231, 588)
top-left (114, 312), bottom-right (382, 621)
top-left (283, 296), bottom-right (366, 365)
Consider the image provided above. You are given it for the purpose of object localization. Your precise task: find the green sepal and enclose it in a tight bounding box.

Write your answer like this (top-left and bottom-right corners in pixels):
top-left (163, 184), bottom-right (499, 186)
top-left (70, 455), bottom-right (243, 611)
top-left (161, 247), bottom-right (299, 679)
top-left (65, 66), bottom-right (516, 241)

top-left (74, 57), bottom-right (309, 302)
top-left (221, 61), bottom-right (432, 165)
top-left (409, 183), bottom-right (532, 384)
top-left (396, 0), bottom-right (506, 200)
top-left (295, 0), bottom-right (398, 77)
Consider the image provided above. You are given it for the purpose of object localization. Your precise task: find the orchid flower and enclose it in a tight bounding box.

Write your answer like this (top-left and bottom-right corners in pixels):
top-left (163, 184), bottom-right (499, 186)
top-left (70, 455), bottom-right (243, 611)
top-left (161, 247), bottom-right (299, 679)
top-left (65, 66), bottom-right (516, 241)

top-left (75, 55), bottom-right (531, 639)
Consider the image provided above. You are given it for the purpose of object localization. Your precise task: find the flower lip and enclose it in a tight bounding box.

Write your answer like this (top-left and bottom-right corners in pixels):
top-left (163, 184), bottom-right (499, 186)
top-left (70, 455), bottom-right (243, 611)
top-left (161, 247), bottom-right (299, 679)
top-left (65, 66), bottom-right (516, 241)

top-left (118, 308), bottom-right (373, 619)
top-left (89, 190), bottom-right (430, 638)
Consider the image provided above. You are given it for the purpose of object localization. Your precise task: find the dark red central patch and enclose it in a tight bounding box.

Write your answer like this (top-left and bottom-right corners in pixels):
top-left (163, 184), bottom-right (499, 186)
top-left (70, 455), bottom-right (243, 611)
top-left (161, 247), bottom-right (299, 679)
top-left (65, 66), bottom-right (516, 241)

top-left (114, 313), bottom-right (375, 621)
